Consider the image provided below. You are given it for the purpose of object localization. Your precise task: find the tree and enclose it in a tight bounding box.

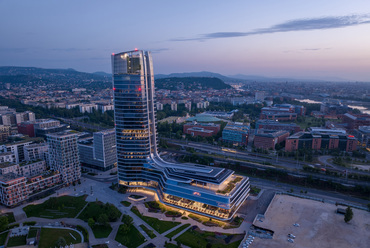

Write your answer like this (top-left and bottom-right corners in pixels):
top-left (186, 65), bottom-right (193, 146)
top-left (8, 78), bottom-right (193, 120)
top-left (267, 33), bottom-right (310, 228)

top-left (88, 218), bottom-right (95, 227)
top-left (119, 224), bottom-right (131, 234)
top-left (121, 214), bottom-right (133, 226)
top-left (344, 206), bottom-right (353, 223)
top-left (0, 216), bottom-right (8, 232)
top-left (97, 213), bottom-right (109, 226)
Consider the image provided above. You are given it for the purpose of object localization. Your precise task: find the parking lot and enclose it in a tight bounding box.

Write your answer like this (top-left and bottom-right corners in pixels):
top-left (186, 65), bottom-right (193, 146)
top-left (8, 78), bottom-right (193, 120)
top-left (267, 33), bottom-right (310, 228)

top-left (250, 194), bottom-right (370, 248)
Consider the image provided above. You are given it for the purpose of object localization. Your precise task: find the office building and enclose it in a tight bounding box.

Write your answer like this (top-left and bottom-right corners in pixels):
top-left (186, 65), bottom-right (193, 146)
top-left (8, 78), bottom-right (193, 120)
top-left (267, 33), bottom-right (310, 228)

top-left (78, 129), bottom-right (117, 171)
top-left (255, 120), bottom-right (301, 133)
top-left (112, 50), bottom-right (250, 221)
top-left (254, 130), bottom-right (289, 150)
top-left (47, 132), bottom-right (80, 184)
top-left (341, 113), bottom-right (370, 130)
top-left (183, 123), bottom-right (220, 137)
top-left (222, 122), bottom-right (250, 146)
top-left (285, 131), bottom-right (357, 152)
top-left (353, 126), bottom-right (370, 148)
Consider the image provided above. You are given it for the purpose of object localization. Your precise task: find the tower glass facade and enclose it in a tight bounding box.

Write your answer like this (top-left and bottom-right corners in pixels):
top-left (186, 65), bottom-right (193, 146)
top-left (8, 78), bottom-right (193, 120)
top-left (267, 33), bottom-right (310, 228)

top-left (112, 50), bottom-right (250, 221)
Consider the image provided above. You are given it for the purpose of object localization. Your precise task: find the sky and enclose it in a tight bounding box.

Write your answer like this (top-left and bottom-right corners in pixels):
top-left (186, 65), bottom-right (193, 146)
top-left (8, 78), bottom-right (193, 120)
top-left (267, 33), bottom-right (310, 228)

top-left (1, 0), bottom-right (370, 81)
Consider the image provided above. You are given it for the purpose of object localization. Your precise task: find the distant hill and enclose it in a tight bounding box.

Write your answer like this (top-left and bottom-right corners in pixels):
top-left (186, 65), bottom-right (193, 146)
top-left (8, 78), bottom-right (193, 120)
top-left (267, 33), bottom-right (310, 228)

top-left (155, 77), bottom-right (231, 90)
top-left (155, 71), bottom-right (350, 83)
top-left (0, 66), bottom-right (111, 89)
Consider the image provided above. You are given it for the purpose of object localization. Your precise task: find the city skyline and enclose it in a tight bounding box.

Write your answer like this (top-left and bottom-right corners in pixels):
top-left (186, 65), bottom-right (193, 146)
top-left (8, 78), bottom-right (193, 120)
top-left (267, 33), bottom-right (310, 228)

top-left (1, 1), bottom-right (370, 81)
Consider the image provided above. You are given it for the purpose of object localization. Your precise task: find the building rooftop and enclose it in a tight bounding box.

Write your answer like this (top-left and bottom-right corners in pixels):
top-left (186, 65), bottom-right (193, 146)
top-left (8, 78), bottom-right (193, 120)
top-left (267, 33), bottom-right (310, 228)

top-left (0, 162), bottom-right (16, 169)
top-left (186, 114), bottom-right (222, 123)
top-left (0, 172), bottom-right (25, 183)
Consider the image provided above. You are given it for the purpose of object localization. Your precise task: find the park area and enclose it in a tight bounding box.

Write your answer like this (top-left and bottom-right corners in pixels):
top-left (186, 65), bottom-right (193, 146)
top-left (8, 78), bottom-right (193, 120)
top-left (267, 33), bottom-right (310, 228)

top-left (251, 194), bottom-right (370, 248)
top-left (78, 201), bottom-right (121, 238)
top-left (131, 206), bottom-right (181, 234)
top-left (23, 195), bottom-right (87, 218)
top-left (38, 228), bottom-right (82, 248)
top-left (175, 226), bottom-right (244, 248)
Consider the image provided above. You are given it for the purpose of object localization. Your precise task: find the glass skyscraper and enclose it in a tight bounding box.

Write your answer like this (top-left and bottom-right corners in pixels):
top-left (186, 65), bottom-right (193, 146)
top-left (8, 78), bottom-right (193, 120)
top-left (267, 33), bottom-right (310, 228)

top-left (112, 50), bottom-right (250, 221)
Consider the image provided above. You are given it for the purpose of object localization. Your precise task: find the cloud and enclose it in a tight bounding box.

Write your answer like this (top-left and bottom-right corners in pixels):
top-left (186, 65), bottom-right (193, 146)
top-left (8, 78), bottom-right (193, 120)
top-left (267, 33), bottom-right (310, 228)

top-left (150, 48), bottom-right (170, 53)
top-left (172, 14), bottom-right (370, 41)
top-left (51, 48), bottom-right (93, 52)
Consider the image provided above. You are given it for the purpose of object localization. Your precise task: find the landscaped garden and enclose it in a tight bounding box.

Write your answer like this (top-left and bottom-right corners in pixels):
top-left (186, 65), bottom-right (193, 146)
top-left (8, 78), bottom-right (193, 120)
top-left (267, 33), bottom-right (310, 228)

top-left (115, 224), bottom-right (146, 248)
top-left (0, 231), bottom-right (8, 246)
top-left (38, 228), bottom-right (82, 248)
top-left (140, 224), bottom-right (156, 238)
top-left (28, 227), bottom-right (39, 238)
top-left (3, 212), bottom-right (15, 223)
top-left (7, 235), bottom-right (27, 247)
top-left (188, 214), bottom-right (224, 227)
top-left (121, 200), bottom-right (131, 207)
top-left (131, 206), bottom-right (181, 234)
top-left (175, 226), bottom-right (244, 248)
top-left (165, 223), bottom-right (191, 238)
top-left (78, 201), bottom-right (121, 238)
top-left (23, 195), bottom-right (87, 219)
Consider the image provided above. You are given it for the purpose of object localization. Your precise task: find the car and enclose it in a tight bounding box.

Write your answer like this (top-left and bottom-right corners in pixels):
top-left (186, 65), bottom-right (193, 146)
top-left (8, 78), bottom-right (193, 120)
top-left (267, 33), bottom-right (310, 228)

top-left (288, 234), bottom-right (296, 238)
top-left (293, 223), bottom-right (300, 227)
top-left (288, 238), bottom-right (294, 243)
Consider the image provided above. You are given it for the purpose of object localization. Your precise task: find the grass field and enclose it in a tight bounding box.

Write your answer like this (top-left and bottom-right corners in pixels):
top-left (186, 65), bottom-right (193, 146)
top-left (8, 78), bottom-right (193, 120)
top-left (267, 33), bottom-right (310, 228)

top-left (38, 228), bottom-right (82, 248)
top-left (3, 212), bottom-right (15, 223)
top-left (92, 224), bottom-right (112, 238)
top-left (78, 201), bottom-right (121, 222)
top-left (7, 235), bottom-right (27, 247)
top-left (0, 231), bottom-right (9, 246)
top-left (23, 195), bottom-right (87, 219)
top-left (140, 224), bottom-right (156, 238)
top-left (115, 224), bottom-right (145, 248)
top-left (164, 243), bottom-right (178, 248)
top-left (175, 228), bottom-right (243, 248)
top-left (121, 201), bottom-right (131, 207)
top-left (28, 227), bottom-right (39, 238)
top-left (165, 223), bottom-right (191, 238)
top-left (131, 206), bottom-right (180, 234)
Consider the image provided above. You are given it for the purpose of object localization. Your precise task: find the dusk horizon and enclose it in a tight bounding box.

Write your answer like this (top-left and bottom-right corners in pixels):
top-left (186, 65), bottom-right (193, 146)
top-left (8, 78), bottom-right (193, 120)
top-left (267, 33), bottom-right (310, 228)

top-left (1, 1), bottom-right (370, 81)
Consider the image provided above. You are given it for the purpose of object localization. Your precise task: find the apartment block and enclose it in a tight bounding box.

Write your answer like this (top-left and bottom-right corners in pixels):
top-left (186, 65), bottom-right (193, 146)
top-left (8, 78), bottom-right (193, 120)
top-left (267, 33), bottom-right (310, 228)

top-left (47, 132), bottom-right (80, 184)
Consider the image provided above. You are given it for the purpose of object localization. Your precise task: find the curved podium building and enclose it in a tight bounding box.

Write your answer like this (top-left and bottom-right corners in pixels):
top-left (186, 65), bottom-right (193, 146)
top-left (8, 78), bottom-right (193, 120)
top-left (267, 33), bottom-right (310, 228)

top-left (112, 50), bottom-right (250, 221)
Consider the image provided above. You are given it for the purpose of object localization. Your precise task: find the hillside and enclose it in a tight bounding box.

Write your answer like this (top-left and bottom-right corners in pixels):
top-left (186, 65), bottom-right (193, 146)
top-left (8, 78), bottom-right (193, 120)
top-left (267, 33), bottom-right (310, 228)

top-left (0, 66), bottom-right (111, 89)
top-left (155, 77), bottom-right (231, 90)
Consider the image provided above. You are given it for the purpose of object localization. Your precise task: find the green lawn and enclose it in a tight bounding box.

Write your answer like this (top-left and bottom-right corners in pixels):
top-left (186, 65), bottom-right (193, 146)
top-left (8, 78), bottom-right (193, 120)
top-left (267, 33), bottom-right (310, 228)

top-left (7, 235), bottom-right (27, 247)
top-left (140, 224), bottom-right (156, 238)
top-left (3, 212), bottom-right (15, 223)
top-left (76, 225), bottom-right (89, 242)
top-left (38, 228), bottom-right (82, 248)
top-left (92, 224), bottom-right (112, 238)
top-left (28, 227), bottom-right (39, 238)
top-left (164, 243), bottom-right (178, 248)
top-left (165, 223), bottom-right (191, 238)
top-left (121, 201), bottom-right (131, 207)
top-left (78, 201), bottom-right (121, 222)
top-left (131, 206), bottom-right (180, 234)
top-left (23, 195), bottom-right (87, 219)
top-left (115, 224), bottom-right (146, 248)
top-left (175, 228), bottom-right (243, 248)
top-left (0, 231), bottom-right (9, 246)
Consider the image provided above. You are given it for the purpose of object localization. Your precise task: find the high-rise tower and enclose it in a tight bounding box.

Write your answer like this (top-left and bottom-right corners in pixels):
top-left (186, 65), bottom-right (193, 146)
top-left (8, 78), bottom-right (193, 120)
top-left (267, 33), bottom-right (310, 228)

top-left (112, 50), bottom-right (250, 221)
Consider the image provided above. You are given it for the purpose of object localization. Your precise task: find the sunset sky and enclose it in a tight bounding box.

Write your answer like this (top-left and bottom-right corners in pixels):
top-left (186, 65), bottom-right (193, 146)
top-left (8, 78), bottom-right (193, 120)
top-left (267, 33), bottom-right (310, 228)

top-left (1, 0), bottom-right (370, 81)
